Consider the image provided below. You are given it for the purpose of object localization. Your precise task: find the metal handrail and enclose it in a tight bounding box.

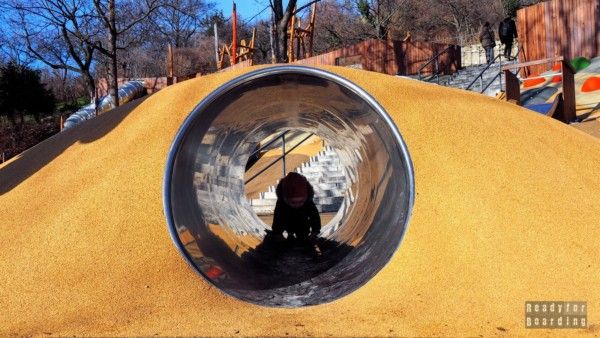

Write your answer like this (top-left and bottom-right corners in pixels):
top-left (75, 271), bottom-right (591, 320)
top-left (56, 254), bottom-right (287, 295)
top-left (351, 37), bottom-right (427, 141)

top-left (248, 130), bottom-right (290, 160)
top-left (417, 45), bottom-right (455, 84)
top-left (465, 53), bottom-right (504, 91)
top-left (466, 45), bottom-right (525, 93)
top-left (245, 132), bottom-right (314, 184)
top-left (514, 45), bottom-right (525, 77)
top-left (480, 71), bottom-right (502, 93)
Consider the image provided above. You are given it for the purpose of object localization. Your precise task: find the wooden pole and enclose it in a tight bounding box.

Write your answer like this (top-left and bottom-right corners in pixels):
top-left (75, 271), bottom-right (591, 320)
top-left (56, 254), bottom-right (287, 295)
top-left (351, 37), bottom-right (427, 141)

top-left (561, 60), bottom-right (577, 123)
top-left (504, 70), bottom-right (521, 105)
top-left (288, 10), bottom-right (296, 62)
top-left (60, 115), bottom-right (64, 132)
top-left (232, 2), bottom-right (237, 65)
top-left (307, 3), bottom-right (316, 58)
top-left (213, 23), bottom-right (219, 66)
top-left (167, 44), bottom-right (174, 85)
top-left (250, 27), bottom-right (256, 50)
top-left (167, 43), bottom-right (174, 77)
top-left (269, 10), bottom-right (276, 63)
top-left (295, 18), bottom-right (301, 59)
top-left (249, 27), bottom-right (256, 66)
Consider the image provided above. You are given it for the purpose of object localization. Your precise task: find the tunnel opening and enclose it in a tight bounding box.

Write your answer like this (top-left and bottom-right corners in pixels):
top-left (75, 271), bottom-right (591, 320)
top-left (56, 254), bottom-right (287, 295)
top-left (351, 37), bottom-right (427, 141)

top-left (163, 66), bottom-right (414, 307)
top-left (244, 131), bottom-right (350, 234)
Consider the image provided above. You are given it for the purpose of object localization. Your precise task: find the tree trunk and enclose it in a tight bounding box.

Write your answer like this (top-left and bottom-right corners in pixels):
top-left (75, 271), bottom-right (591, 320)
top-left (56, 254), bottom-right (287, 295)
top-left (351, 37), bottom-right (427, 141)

top-left (275, 21), bottom-right (289, 63)
top-left (109, 38), bottom-right (119, 107)
top-left (83, 71), bottom-right (98, 108)
top-left (272, 0), bottom-right (298, 63)
top-left (109, 0), bottom-right (119, 107)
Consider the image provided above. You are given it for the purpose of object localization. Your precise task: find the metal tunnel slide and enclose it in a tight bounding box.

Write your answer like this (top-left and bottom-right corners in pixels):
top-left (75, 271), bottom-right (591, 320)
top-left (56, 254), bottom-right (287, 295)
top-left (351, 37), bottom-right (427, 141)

top-left (163, 66), bottom-right (415, 307)
top-left (63, 80), bottom-right (146, 130)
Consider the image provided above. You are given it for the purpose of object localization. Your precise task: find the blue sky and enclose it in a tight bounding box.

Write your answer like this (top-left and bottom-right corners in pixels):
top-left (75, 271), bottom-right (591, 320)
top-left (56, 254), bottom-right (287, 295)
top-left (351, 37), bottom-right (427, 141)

top-left (214, 0), bottom-right (271, 22)
top-left (214, 1), bottom-right (315, 22)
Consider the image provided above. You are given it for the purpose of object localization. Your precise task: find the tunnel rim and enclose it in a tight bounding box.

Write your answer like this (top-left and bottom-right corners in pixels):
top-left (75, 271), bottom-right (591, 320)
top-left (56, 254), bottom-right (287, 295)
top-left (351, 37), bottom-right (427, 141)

top-left (162, 65), bottom-right (416, 307)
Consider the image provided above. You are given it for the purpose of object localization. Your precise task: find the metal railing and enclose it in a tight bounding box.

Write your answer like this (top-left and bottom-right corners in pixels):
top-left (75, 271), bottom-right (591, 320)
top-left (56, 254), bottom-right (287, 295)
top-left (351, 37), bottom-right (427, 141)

top-left (465, 46), bottom-right (524, 93)
top-left (465, 53), bottom-right (504, 92)
top-left (514, 45), bottom-right (526, 77)
top-left (245, 131), bottom-right (314, 184)
top-left (417, 45), bottom-right (456, 84)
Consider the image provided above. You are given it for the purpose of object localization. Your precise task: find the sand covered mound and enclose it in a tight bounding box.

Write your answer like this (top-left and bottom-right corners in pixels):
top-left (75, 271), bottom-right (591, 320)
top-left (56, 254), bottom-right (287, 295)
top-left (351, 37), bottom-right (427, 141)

top-left (1, 66), bottom-right (599, 336)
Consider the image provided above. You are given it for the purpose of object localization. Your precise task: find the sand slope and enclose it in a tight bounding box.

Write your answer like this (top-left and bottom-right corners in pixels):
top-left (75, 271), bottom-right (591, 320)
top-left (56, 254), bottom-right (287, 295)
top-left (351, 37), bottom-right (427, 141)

top-left (1, 66), bottom-right (599, 336)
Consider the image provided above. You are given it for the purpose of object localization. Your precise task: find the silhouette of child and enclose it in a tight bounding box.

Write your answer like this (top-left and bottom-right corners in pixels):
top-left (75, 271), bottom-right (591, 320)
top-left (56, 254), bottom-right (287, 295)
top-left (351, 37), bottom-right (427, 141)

top-left (272, 172), bottom-right (321, 243)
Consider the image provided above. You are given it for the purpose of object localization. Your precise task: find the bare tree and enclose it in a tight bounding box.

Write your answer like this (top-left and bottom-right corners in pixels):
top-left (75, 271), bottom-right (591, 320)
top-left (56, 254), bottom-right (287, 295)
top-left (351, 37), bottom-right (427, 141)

top-left (151, 0), bottom-right (214, 48)
top-left (312, 0), bottom-right (368, 52)
top-left (355, 0), bottom-right (421, 40)
top-left (0, 28), bottom-right (35, 66)
top-left (92, 0), bottom-right (160, 107)
top-left (4, 0), bottom-right (100, 102)
top-left (430, 0), bottom-right (507, 45)
top-left (270, 0), bottom-right (321, 63)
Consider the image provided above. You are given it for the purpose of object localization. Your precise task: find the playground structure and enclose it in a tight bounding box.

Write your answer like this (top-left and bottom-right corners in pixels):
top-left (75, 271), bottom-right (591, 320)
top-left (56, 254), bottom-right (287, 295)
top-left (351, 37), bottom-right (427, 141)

top-left (499, 54), bottom-right (600, 128)
top-left (216, 3), bottom-right (257, 70)
top-left (503, 57), bottom-right (577, 123)
top-left (212, 2), bottom-right (459, 77)
top-left (63, 80), bottom-right (146, 130)
top-left (51, 0), bottom-right (600, 139)
top-left (286, 3), bottom-right (317, 62)
top-left (163, 66), bottom-right (413, 306)
top-left (1, 64), bottom-right (599, 335)
top-left (217, 28), bottom-right (256, 70)
top-left (517, 0), bottom-right (600, 76)
top-left (216, 1), bottom-right (316, 68)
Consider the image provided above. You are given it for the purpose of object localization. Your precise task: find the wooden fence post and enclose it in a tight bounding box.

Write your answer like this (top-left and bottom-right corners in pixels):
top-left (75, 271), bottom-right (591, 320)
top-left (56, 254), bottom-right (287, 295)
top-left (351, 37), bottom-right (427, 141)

top-left (167, 44), bottom-right (174, 85)
top-left (561, 60), bottom-right (577, 122)
top-left (504, 69), bottom-right (521, 105)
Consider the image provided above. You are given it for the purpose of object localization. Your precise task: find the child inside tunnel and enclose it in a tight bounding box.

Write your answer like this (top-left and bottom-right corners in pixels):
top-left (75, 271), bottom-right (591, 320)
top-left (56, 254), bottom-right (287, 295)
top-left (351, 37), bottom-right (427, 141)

top-left (272, 172), bottom-right (321, 244)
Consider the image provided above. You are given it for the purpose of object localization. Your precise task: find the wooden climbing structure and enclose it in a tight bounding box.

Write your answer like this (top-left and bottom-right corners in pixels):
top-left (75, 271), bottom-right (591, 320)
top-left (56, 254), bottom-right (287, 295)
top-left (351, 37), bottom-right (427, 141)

top-left (217, 2), bottom-right (257, 70)
top-left (287, 3), bottom-right (317, 62)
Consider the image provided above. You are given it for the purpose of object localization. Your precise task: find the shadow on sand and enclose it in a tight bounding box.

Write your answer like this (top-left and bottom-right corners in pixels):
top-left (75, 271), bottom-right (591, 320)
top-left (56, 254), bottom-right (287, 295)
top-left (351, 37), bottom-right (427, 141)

top-left (0, 96), bottom-right (148, 195)
top-left (238, 230), bottom-right (354, 290)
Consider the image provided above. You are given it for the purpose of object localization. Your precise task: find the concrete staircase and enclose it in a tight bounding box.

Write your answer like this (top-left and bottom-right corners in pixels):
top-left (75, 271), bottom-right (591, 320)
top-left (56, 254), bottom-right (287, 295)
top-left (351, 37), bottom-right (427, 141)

top-left (250, 146), bottom-right (353, 216)
top-left (412, 58), bottom-right (519, 96)
top-left (445, 60), bottom-right (518, 95)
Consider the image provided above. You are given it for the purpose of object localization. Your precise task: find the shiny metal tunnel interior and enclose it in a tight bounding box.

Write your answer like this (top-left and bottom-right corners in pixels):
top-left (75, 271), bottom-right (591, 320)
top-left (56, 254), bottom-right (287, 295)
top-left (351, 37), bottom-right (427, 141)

top-left (163, 66), bottom-right (415, 307)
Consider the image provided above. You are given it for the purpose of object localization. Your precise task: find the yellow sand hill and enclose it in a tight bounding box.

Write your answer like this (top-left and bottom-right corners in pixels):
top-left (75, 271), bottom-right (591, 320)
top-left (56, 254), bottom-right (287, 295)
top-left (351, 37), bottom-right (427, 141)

top-left (1, 66), bottom-right (599, 336)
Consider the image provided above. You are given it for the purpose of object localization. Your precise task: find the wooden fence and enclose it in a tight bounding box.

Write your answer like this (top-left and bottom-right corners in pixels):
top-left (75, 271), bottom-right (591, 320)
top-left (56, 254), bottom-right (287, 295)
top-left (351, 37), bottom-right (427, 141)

top-left (517, 0), bottom-right (600, 74)
top-left (97, 39), bottom-right (460, 96)
top-left (293, 39), bottom-right (460, 76)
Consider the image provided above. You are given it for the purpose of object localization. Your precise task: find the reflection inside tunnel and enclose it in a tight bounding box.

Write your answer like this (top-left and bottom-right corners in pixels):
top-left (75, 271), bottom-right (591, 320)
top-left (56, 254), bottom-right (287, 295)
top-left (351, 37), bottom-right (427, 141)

top-left (242, 133), bottom-right (354, 290)
top-left (244, 131), bottom-right (352, 238)
top-left (164, 66), bottom-right (414, 307)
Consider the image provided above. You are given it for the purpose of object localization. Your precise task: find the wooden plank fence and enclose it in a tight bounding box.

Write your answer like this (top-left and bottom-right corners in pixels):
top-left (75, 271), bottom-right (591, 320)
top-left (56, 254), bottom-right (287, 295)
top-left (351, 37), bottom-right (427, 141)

top-left (293, 39), bottom-right (460, 76)
top-left (517, 0), bottom-right (600, 74)
top-left (97, 39), bottom-right (460, 97)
